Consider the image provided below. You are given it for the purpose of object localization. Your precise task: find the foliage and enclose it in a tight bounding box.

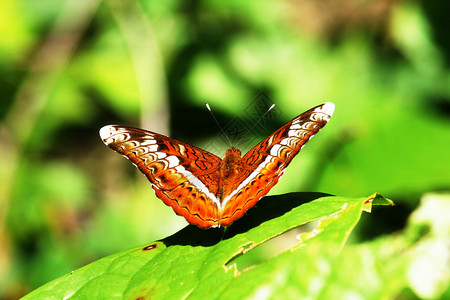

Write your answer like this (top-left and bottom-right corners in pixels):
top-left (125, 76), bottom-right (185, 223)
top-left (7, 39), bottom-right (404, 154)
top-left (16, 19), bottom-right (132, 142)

top-left (0, 0), bottom-right (449, 299)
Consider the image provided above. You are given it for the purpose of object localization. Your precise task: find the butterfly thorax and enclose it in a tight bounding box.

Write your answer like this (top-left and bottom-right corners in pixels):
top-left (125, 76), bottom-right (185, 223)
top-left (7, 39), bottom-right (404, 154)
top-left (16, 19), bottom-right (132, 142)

top-left (217, 147), bottom-right (242, 202)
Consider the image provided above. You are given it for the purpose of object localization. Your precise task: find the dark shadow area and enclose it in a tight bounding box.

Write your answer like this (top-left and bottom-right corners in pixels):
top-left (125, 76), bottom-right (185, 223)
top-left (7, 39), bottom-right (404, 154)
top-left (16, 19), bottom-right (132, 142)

top-left (422, 0), bottom-right (450, 67)
top-left (358, 201), bottom-right (412, 241)
top-left (162, 192), bottom-right (331, 247)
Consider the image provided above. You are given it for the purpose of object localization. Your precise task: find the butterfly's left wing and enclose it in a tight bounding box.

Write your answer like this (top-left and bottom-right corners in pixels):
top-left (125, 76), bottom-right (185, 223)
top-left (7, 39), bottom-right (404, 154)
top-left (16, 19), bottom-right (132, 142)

top-left (100, 125), bottom-right (224, 228)
top-left (219, 102), bottom-right (335, 226)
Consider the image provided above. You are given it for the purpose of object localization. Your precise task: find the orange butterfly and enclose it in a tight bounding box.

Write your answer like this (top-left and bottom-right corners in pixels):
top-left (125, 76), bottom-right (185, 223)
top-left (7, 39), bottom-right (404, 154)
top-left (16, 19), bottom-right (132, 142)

top-left (100, 102), bottom-right (334, 228)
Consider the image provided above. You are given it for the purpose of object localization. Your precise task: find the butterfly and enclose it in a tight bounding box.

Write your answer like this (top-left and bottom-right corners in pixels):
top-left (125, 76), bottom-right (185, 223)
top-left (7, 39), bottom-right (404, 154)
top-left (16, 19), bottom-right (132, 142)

top-left (99, 102), bottom-right (334, 228)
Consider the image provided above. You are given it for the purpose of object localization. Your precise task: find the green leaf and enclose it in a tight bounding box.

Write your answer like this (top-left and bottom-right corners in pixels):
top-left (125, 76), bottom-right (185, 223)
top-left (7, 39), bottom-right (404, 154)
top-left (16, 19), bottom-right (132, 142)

top-left (316, 193), bottom-right (450, 300)
top-left (23, 193), bottom-right (391, 299)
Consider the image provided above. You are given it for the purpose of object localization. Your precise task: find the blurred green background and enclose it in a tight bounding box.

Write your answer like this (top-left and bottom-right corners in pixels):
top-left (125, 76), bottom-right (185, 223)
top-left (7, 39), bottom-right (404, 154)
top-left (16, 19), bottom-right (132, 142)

top-left (1, 0), bottom-right (449, 298)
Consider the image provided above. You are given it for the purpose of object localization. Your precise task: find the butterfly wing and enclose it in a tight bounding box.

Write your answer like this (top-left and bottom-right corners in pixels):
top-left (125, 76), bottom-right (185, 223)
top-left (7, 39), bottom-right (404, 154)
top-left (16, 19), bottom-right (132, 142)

top-left (219, 102), bottom-right (335, 226)
top-left (100, 125), bottom-right (223, 228)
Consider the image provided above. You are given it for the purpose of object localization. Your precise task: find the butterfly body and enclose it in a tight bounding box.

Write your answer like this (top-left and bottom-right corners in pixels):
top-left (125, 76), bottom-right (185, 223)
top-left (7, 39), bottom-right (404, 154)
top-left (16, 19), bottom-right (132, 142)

top-left (100, 102), bottom-right (334, 228)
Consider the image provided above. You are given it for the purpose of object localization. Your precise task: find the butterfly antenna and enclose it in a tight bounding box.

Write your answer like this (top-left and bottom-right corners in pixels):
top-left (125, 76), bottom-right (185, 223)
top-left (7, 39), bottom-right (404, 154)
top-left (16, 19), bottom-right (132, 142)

top-left (235, 103), bottom-right (276, 147)
top-left (206, 103), bottom-right (233, 147)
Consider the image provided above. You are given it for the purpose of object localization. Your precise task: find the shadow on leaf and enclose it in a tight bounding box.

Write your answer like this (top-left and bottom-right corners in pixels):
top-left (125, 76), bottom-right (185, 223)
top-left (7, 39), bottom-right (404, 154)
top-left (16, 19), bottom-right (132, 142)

top-left (162, 192), bottom-right (330, 247)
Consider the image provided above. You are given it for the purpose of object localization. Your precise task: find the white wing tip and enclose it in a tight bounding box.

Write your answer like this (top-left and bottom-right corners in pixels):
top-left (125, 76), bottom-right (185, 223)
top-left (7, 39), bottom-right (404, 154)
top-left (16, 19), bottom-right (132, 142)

top-left (321, 102), bottom-right (335, 116)
top-left (99, 125), bottom-right (116, 141)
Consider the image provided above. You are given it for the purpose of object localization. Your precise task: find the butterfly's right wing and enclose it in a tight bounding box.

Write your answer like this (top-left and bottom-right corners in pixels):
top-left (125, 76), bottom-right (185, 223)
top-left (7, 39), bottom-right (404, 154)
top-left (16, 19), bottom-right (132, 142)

top-left (100, 125), bottom-right (223, 228)
top-left (219, 102), bottom-right (335, 226)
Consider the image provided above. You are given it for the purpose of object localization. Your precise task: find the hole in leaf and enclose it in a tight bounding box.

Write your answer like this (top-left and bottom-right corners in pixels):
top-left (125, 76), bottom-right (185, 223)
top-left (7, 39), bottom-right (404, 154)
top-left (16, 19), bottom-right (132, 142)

top-left (226, 221), bottom-right (319, 272)
top-left (142, 243), bottom-right (157, 251)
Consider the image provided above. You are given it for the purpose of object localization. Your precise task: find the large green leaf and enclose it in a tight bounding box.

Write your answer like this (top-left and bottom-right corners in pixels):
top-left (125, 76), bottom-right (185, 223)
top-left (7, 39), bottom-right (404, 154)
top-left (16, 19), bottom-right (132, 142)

top-left (22, 193), bottom-right (392, 299)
